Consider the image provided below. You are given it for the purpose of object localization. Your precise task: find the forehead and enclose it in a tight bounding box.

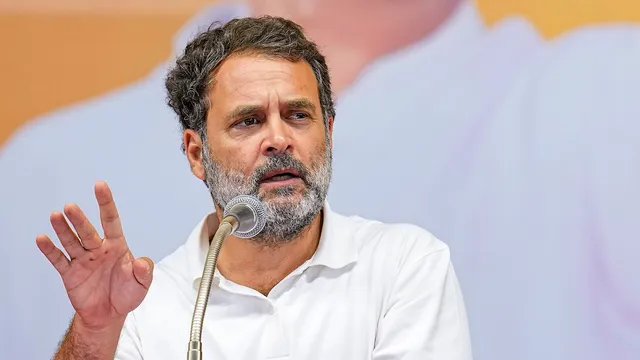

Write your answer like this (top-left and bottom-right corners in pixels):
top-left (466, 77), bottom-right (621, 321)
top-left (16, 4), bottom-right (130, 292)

top-left (209, 54), bottom-right (320, 108)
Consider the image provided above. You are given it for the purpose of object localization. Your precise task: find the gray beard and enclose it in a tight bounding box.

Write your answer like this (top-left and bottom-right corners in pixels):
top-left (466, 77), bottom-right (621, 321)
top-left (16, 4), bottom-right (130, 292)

top-left (200, 135), bottom-right (332, 247)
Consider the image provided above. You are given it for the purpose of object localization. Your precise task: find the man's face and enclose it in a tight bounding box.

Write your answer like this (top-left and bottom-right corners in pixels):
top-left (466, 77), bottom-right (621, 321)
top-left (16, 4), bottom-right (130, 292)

top-left (199, 54), bottom-right (333, 245)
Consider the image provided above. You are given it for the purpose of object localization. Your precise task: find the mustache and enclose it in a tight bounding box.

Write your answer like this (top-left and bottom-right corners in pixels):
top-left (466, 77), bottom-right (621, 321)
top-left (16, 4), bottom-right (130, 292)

top-left (250, 153), bottom-right (310, 186)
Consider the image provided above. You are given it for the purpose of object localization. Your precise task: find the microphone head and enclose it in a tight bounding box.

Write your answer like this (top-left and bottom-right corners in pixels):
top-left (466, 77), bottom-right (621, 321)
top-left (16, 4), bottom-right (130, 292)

top-left (222, 195), bottom-right (267, 238)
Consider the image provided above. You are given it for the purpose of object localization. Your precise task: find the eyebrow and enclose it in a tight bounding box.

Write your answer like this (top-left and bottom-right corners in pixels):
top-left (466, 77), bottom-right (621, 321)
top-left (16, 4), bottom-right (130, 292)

top-left (224, 104), bottom-right (262, 122)
top-left (284, 98), bottom-right (317, 113)
top-left (224, 98), bottom-right (317, 122)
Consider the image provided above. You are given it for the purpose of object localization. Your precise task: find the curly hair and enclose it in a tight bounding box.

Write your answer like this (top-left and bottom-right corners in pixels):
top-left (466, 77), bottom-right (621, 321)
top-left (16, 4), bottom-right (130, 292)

top-left (165, 16), bottom-right (335, 151)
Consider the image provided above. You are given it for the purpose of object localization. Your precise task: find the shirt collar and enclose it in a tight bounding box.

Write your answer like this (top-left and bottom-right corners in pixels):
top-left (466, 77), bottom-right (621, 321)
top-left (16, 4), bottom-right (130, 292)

top-left (186, 202), bottom-right (359, 290)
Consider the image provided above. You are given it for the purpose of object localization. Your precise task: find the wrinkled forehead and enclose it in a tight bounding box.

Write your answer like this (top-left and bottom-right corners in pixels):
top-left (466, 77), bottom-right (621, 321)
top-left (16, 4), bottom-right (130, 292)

top-left (209, 54), bottom-right (320, 110)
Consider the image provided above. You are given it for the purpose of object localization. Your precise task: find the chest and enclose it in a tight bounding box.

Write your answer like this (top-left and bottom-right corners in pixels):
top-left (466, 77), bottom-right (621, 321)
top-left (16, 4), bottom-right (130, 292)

top-left (138, 267), bottom-right (385, 360)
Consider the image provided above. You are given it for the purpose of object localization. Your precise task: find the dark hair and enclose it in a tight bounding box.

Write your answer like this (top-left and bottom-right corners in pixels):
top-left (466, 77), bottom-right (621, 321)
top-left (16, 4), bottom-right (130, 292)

top-left (165, 16), bottom-right (335, 151)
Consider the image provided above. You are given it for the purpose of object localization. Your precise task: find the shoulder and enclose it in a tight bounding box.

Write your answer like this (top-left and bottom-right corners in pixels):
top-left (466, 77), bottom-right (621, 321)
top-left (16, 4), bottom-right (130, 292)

top-left (150, 242), bottom-right (194, 296)
top-left (336, 210), bottom-right (449, 267)
top-left (331, 211), bottom-right (456, 312)
top-left (132, 244), bottom-right (194, 319)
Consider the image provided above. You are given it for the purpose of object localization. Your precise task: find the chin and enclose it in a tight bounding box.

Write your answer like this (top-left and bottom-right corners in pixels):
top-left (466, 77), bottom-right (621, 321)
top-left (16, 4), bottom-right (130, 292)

top-left (260, 185), bottom-right (305, 203)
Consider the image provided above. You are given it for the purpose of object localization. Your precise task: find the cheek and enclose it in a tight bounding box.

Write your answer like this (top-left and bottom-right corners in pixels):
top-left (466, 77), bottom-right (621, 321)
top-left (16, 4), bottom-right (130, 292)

top-left (302, 133), bottom-right (330, 164)
top-left (212, 143), bottom-right (261, 175)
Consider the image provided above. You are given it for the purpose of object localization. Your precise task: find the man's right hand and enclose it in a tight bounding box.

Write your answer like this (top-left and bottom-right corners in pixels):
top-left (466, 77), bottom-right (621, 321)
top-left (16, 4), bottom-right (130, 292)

top-left (36, 181), bottom-right (154, 332)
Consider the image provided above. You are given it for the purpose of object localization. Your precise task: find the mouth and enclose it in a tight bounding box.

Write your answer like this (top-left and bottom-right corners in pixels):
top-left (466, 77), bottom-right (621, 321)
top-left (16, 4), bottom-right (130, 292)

top-left (260, 168), bottom-right (302, 184)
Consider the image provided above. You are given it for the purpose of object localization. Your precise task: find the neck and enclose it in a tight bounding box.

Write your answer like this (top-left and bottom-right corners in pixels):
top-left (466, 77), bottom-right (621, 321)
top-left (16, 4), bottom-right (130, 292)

top-left (214, 208), bottom-right (324, 296)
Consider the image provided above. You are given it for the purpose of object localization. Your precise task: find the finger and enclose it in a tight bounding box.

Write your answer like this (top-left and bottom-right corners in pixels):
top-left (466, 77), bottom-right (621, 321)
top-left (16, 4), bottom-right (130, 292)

top-left (132, 257), bottom-right (154, 290)
top-left (94, 181), bottom-right (124, 239)
top-left (36, 234), bottom-right (70, 276)
top-left (50, 211), bottom-right (86, 259)
top-left (63, 203), bottom-right (103, 251)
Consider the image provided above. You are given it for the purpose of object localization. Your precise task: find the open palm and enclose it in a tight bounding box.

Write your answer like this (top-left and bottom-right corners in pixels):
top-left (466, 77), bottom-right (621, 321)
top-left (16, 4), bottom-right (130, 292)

top-left (36, 181), bottom-right (154, 330)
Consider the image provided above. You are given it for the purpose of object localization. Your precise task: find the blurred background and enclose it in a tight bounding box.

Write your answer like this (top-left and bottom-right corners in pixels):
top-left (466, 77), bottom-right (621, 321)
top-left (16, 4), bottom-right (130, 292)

top-left (1, 0), bottom-right (639, 359)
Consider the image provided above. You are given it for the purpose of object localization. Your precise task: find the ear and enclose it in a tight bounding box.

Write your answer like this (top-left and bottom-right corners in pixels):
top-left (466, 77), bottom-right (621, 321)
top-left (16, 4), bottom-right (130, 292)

top-left (327, 116), bottom-right (334, 148)
top-left (184, 129), bottom-right (206, 181)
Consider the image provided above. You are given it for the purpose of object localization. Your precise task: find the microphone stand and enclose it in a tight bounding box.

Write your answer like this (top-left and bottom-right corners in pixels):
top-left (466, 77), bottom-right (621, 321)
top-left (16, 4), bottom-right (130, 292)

top-left (187, 215), bottom-right (239, 360)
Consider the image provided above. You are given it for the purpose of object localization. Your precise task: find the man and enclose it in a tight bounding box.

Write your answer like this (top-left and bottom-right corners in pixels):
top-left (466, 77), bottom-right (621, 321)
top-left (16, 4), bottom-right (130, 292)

top-left (2, 1), bottom-right (640, 359)
top-left (36, 17), bottom-right (472, 359)
top-left (1, 1), bottom-right (463, 358)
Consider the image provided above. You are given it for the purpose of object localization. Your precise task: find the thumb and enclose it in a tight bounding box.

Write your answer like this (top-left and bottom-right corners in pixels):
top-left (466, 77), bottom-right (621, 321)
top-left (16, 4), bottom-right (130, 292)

top-left (132, 256), bottom-right (154, 290)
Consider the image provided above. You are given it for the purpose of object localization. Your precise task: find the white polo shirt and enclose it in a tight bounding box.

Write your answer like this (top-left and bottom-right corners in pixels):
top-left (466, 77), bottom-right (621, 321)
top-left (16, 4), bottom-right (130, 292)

top-left (114, 204), bottom-right (472, 360)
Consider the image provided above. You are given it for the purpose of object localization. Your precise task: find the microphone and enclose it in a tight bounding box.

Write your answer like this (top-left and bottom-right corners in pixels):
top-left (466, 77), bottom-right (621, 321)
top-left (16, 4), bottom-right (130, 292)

top-left (187, 195), bottom-right (267, 360)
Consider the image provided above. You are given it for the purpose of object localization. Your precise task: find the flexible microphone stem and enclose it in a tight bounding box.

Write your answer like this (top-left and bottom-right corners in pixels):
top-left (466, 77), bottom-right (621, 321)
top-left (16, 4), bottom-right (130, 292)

top-left (187, 215), bottom-right (238, 360)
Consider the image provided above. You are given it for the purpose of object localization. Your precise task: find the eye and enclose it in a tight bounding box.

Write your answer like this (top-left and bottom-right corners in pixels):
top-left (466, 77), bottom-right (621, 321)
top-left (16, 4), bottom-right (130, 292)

top-left (290, 112), bottom-right (309, 120)
top-left (236, 117), bottom-right (259, 128)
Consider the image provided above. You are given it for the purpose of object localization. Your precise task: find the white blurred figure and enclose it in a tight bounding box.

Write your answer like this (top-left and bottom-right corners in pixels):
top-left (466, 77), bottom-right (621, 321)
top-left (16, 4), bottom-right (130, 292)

top-left (0, 0), bottom-right (638, 359)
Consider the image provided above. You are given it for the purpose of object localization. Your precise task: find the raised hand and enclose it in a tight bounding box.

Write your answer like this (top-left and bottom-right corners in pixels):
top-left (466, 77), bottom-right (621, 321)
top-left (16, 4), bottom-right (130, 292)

top-left (36, 181), bottom-right (153, 331)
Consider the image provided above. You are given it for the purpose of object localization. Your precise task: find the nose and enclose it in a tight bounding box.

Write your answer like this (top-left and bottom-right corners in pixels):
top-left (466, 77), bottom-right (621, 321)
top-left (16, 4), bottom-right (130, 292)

top-left (261, 115), bottom-right (292, 156)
